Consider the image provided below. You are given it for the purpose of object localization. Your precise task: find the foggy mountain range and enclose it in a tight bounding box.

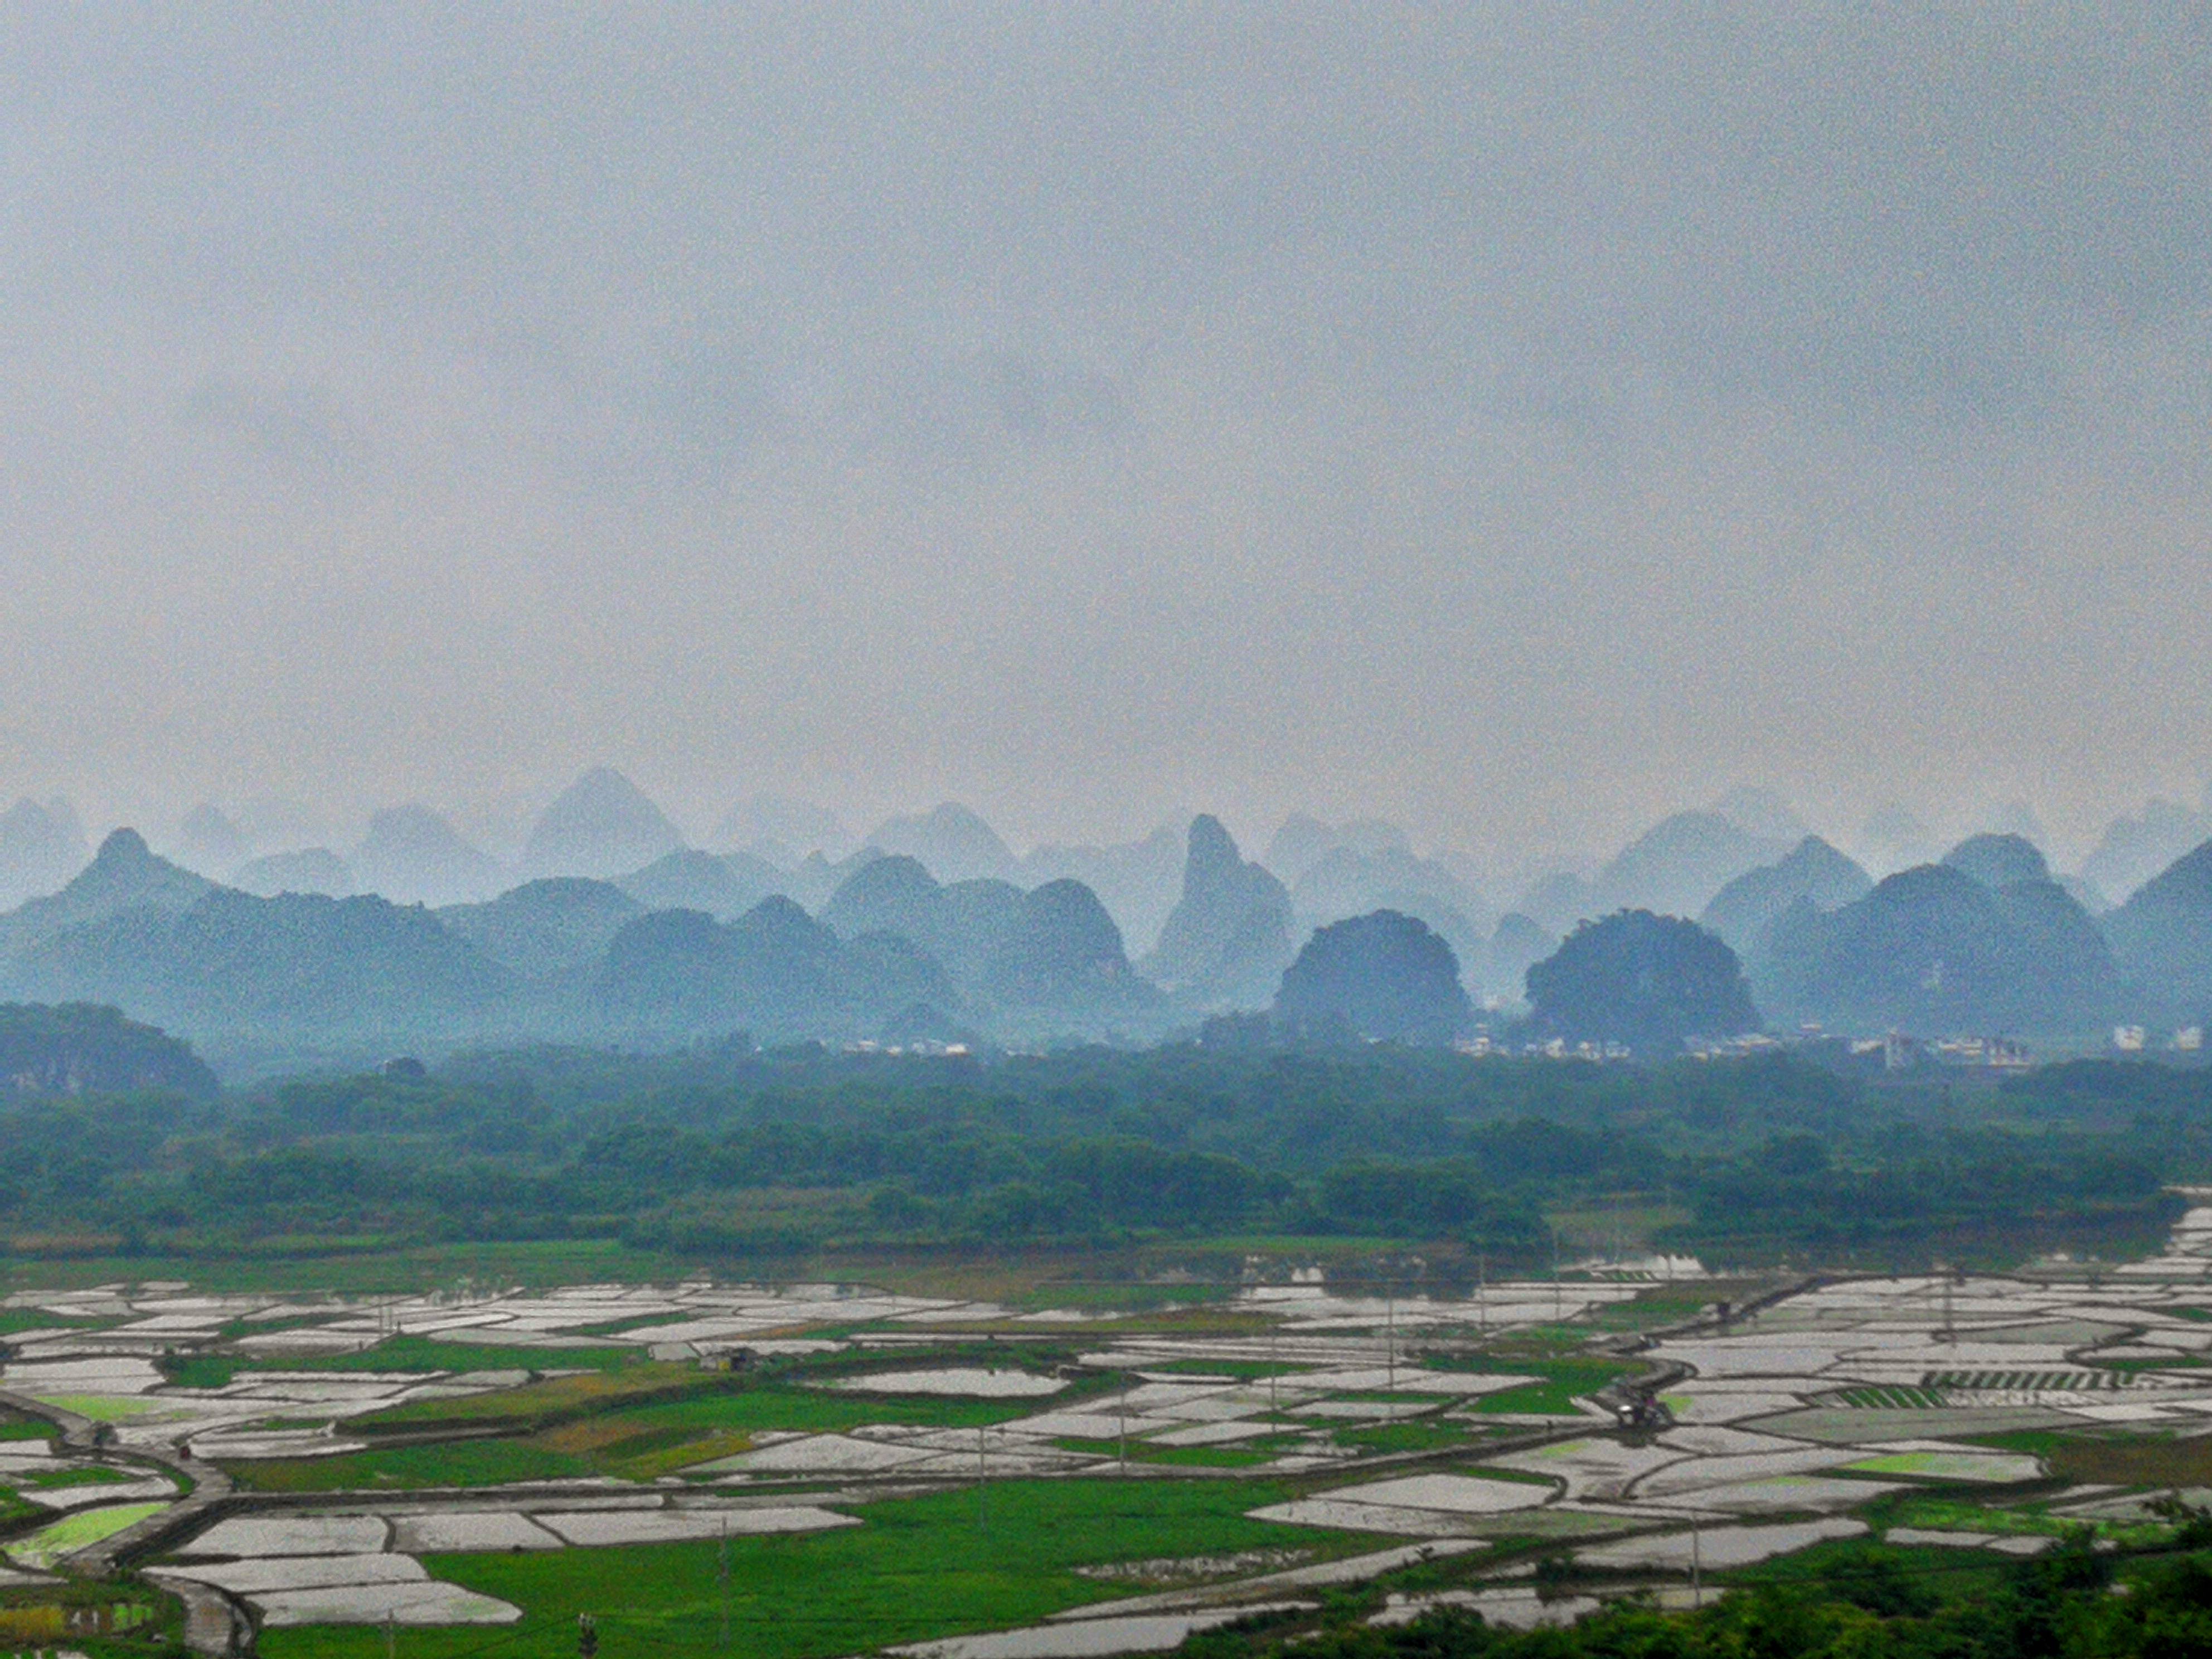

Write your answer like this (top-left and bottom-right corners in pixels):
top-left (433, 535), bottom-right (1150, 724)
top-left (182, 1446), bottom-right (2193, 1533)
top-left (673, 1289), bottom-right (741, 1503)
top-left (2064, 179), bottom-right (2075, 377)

top-left (3, 766), bottom-right (2211, 1075)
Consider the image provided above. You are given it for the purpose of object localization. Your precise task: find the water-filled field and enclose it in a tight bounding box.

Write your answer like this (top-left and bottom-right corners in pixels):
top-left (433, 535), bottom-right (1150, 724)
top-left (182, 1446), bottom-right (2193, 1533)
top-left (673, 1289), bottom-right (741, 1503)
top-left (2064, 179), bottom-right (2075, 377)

top-left (6, 1208), bottom-right (2212, 1654)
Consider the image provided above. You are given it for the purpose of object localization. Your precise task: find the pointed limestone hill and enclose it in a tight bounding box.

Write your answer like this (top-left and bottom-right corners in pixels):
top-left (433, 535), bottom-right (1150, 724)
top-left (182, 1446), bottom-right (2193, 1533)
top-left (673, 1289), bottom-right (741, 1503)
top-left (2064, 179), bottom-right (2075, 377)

top-left (1142, 816), bottom-right (1294, 1008)
top-left (1273, 909), bottom-right (1472, 1045)
top-left (2102, 838), bottom-right (2212, 1014)
top-left (355, 806), bottom-right (506, 905)
top-left (865, 803), bottom-right (1017, 885)
top-left (0, 828), bottom-right (212, 959)
top-left (525, 767), bottom-right (685, 879)
top-left (1700, 836), bottom-right (1873, 953)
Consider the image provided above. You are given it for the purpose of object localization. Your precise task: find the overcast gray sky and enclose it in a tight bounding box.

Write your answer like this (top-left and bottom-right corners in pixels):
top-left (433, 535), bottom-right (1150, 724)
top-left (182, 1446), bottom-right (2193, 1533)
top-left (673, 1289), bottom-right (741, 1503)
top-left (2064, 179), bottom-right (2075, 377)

top-left (2, 5), bottom-right (2207, 866)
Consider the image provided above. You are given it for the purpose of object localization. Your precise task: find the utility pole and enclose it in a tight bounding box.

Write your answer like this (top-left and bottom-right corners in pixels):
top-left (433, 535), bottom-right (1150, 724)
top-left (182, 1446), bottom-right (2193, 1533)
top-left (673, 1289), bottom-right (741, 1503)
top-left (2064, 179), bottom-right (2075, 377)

top-left (719, 1515), bottom-right (730, 1650)
top-left (1551, 1226), bottom-right (1562, 1323)
top-left (977, 1424), bottom-right (988, 1527)
top-left (1691, 1519), bottom-right (1702, 1609)
top-left (1476, 1251), bottom-right (1487, 1338)
top-left (384, 1611), bottom-right (395, 1659)
top-left (1386, 1280), bottom-right (1396, 1391)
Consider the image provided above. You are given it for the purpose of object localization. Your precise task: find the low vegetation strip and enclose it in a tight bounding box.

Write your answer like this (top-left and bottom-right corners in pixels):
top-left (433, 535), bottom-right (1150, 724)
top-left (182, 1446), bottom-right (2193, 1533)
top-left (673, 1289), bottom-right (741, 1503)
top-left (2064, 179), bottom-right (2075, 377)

top-left (8, 1501), bottom-right (169, 1570)
top-left (226, 1382), bottom-right (1059, 1491)
top-left (352, 1362), bottom-right (733, 1435)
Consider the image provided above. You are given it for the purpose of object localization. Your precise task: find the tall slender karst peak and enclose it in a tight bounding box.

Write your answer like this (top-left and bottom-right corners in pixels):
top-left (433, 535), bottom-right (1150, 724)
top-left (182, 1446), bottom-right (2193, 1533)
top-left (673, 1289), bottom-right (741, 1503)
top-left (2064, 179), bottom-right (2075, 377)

top-left (525, 767), bottom-right (685, 879)
top-left (1142, 815), bottom-right (1293, 1007)
top-left (1184, 814), bottom-right (1240, 887)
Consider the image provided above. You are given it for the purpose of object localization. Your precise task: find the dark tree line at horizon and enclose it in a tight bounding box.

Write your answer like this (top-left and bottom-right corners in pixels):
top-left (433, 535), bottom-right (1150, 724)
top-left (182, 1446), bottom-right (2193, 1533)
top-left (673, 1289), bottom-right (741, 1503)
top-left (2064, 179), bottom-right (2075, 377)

top-left (0, 1016), bottom-right (2201, 1269)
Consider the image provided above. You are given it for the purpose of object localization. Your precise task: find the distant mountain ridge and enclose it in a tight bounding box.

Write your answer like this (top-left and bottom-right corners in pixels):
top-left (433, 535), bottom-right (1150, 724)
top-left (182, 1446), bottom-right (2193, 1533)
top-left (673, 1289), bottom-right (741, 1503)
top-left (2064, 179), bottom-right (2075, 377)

top-left (6, 791), bottom-right (2212, 1065)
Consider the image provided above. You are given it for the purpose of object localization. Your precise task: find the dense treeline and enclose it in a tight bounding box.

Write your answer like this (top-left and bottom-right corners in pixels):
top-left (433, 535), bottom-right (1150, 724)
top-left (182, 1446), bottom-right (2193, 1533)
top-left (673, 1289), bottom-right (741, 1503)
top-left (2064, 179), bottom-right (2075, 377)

top-left (0, 1041), bottom-right (2203, 1265)
top-left (1196, 1535), bottom-right (2212, 1659)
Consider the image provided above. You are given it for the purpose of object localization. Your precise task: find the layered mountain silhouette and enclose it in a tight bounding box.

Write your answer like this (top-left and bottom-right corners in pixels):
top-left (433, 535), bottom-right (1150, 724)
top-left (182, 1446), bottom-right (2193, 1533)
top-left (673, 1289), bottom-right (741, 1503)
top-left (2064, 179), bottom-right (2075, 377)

top-left (1265, 815), bottom-right (1413, 885)
top-left (865, 803), bottom-right (1017, 884)
top-left (0, 830), bottom-right (213, 957)
top-left (10, 887), bottom-right (511, 1039)
top-left (615, 849), bottom-right (781, 920)
top-left (1273, 909), bottom-right (1472, 1045)
top-left (820, 855), bottom-right (1148, 1023)
top-left (0, 798), bottom-right (86, 911)
top-left (1700, 837), bottom-right (1873, 954)
top-left (2084, 800), bottom-right (2209, 905)
top-left (1017, 821), bottom-right (1187, 962)
top-left (1587, 810), bottom-right (1794, 921)
top-left (1753, 842), bottom-right (2118, 1035)
top-left (437, 879), bottom-right (644, 982)
top-left (1472, 913), bottom-right (1559, 1006)
top-left (171, 803), bottom-right (250, 879)
top-left (11, 785), bottom-right (2206, 1066)
top-left (231, 847), bottom-right (356, 898)
top-left (1142, 817), bottom-right (1294, 1008)
top-left (2102, 838), bottom-right (2212, 1017)
top-left (1942, 832), bottom-right (2049, 889)
top-left (591, 898), bottom-right (950, 1041)
top-left (1510, 806), bottom-right (1796, 935)
top-left (353, 806), bottom-right (505, 905)
top-left (525, 768), bottom-right (685, 879)
top-left (711, 794), bottom-right (850, 860)
top-left (1289, 846), bottom-right (1490, 982)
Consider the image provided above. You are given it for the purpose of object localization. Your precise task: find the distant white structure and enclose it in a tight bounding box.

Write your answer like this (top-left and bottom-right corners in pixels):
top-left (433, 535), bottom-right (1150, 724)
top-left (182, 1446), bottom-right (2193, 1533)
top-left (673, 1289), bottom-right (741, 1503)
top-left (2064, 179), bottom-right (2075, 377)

top-left (2114, 1025), bottom-right (2147, 1052)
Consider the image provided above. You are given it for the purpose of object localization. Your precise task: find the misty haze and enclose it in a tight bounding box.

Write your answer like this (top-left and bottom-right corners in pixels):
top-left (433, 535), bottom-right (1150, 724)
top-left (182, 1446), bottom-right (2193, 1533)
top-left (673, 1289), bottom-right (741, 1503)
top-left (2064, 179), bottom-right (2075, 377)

top-left (2, 11), bottom-right (2211, 1659)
